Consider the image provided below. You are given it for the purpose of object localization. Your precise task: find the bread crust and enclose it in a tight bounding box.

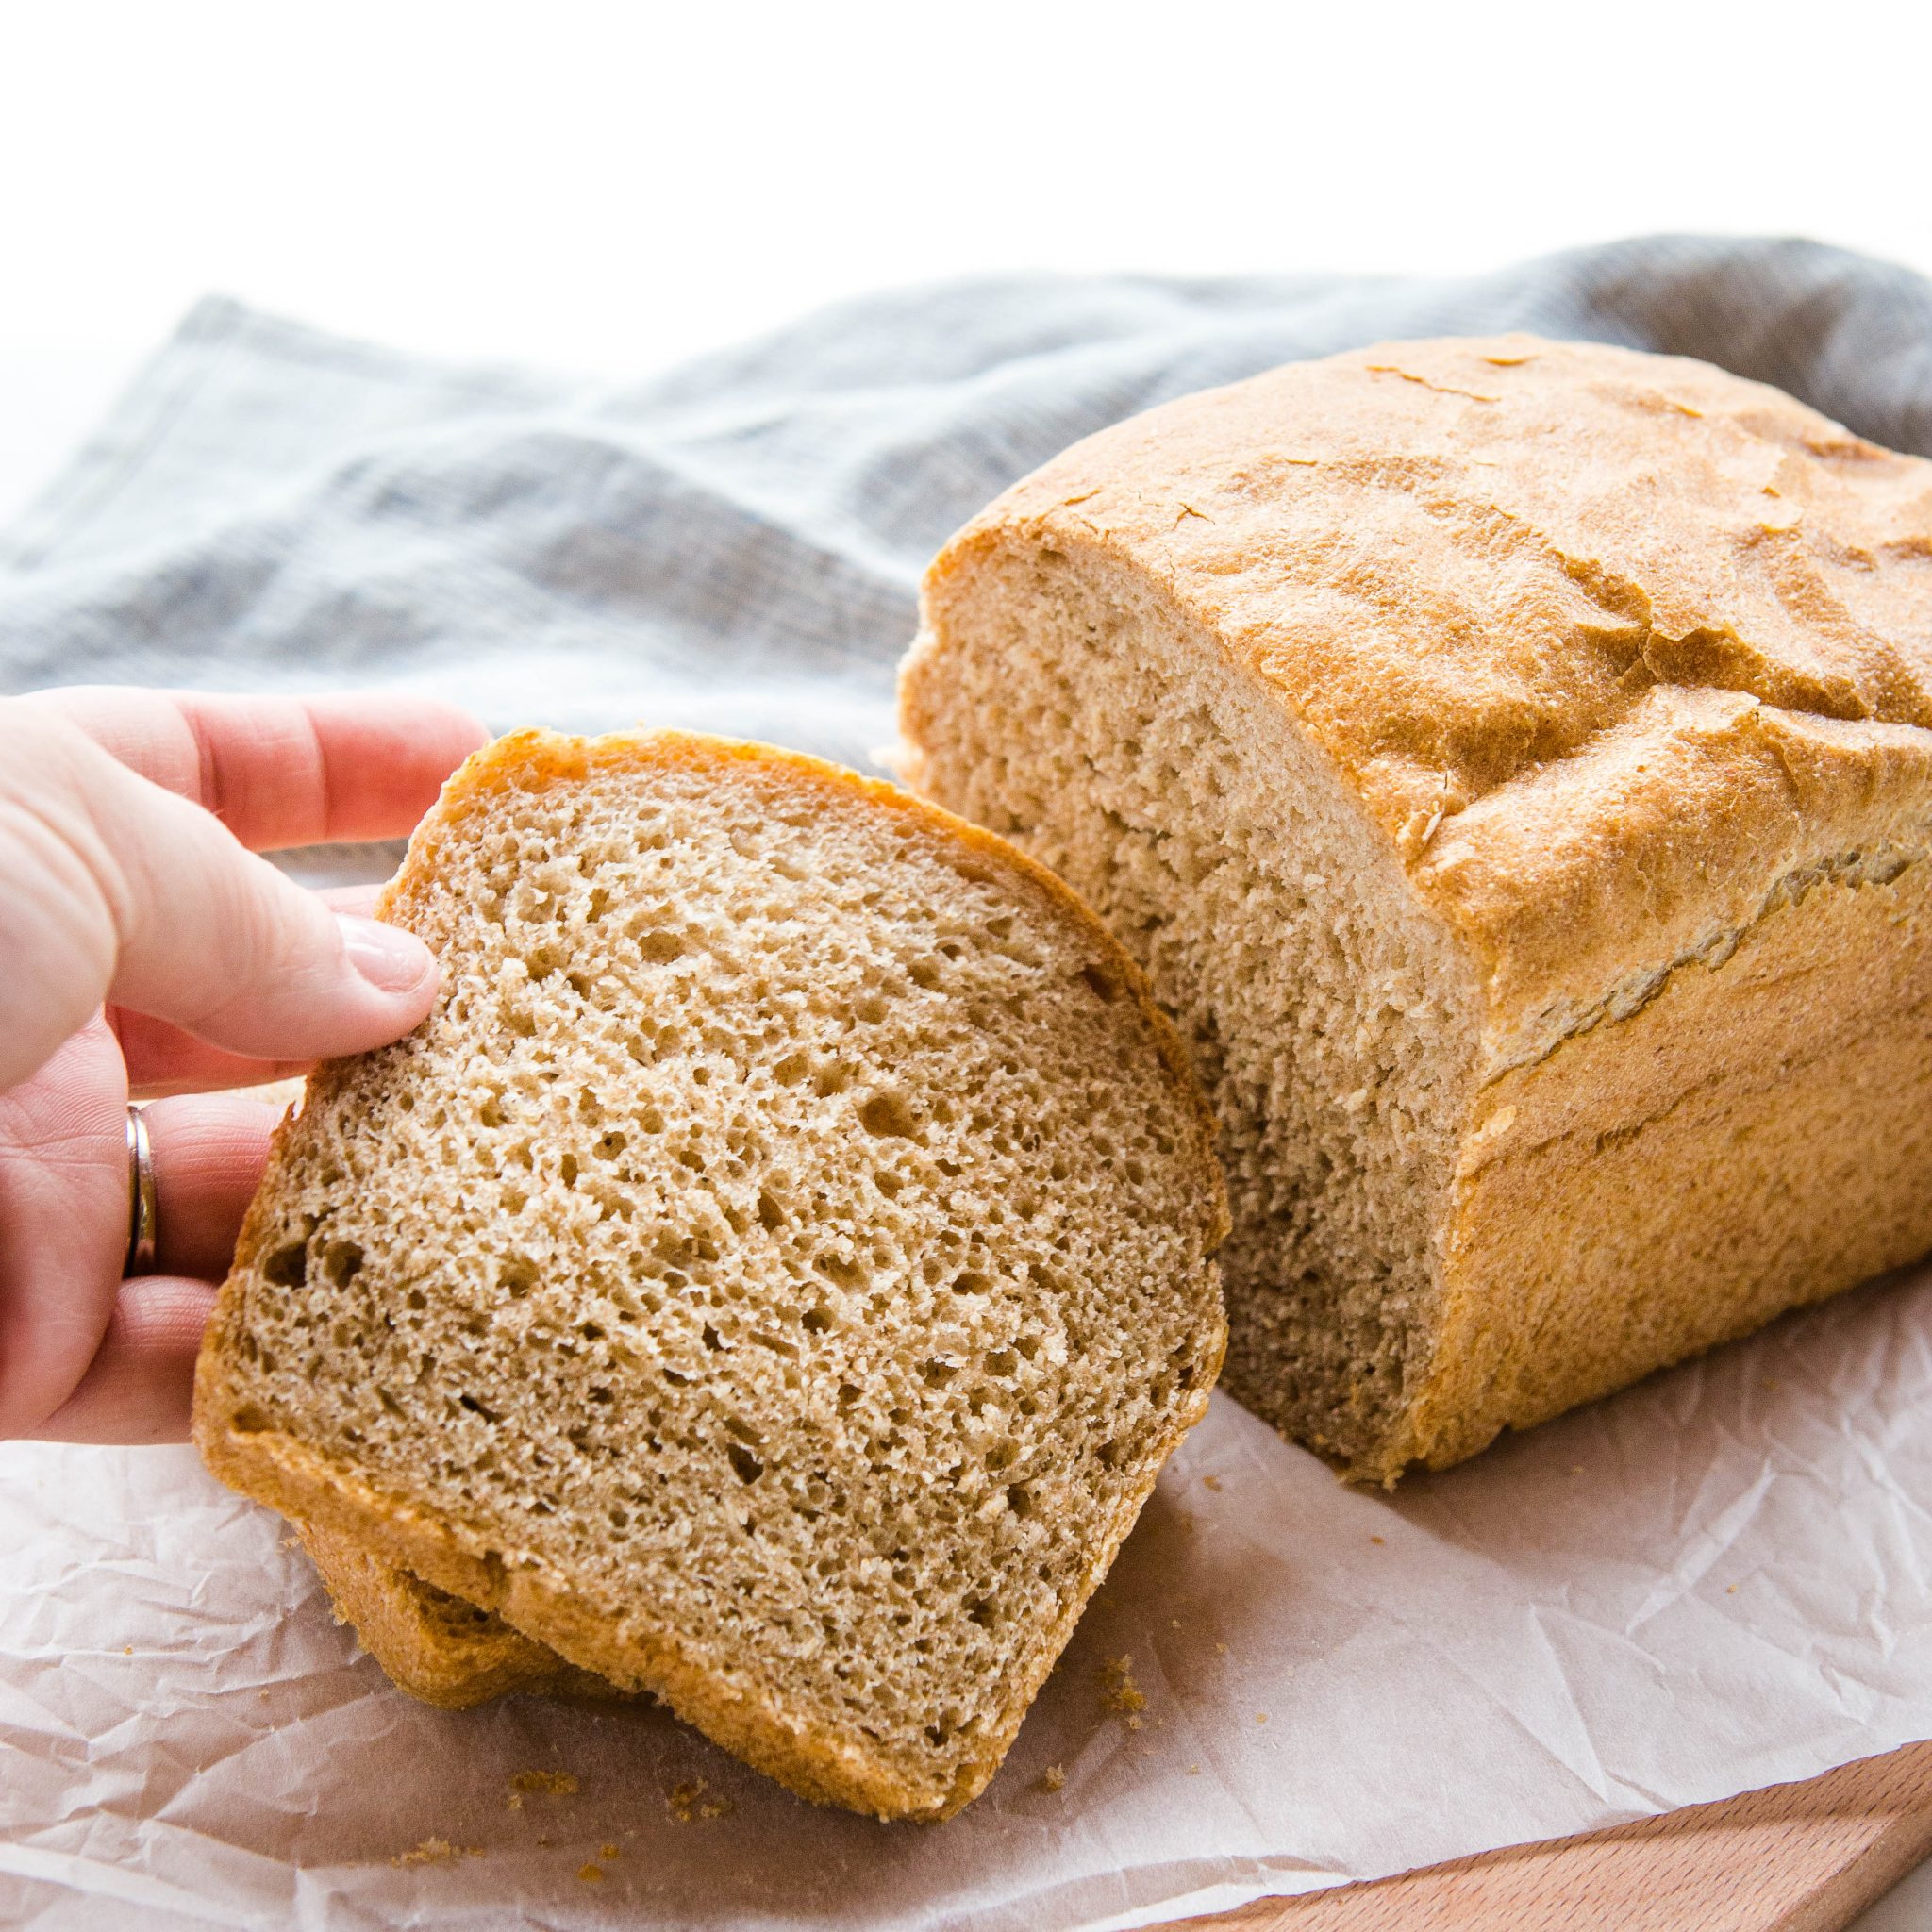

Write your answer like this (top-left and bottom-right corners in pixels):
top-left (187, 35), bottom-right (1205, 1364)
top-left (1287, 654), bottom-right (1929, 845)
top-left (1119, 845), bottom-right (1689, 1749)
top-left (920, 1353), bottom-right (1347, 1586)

top-left (194, 728), bottom-right (1226, 1820)
top-left (1409, 853), bottom-right (1932, 1472)
top-left (931, 334), bottom-right (1932, 1071)
top-left (908, 335), bottom-right (1932, 1480)
top-left (296, 1523), bottom-right (625, 1709)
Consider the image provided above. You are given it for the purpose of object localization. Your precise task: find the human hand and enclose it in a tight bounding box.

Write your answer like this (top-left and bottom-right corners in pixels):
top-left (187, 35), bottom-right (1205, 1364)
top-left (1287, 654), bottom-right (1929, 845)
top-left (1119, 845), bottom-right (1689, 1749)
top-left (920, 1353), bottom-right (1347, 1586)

top-left (0, 687), bottom-right (486, 1445)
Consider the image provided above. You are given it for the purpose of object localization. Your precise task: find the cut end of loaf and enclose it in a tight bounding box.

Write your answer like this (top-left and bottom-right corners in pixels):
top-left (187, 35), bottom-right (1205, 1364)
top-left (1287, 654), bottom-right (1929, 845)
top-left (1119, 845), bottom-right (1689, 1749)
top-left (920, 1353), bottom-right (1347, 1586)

top-left (194, 727), bottom-right (1225, 1819)
top-left (902, 539), bottom-right (1479, 1485)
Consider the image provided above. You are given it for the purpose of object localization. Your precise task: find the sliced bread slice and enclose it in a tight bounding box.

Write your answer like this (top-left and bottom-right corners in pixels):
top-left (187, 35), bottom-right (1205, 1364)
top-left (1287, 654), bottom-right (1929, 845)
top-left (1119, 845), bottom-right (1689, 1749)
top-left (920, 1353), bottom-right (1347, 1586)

top-left (194, 728), bottom-right (1226, 1820)
top-left (255, 1079), bottom-right (596, 1711)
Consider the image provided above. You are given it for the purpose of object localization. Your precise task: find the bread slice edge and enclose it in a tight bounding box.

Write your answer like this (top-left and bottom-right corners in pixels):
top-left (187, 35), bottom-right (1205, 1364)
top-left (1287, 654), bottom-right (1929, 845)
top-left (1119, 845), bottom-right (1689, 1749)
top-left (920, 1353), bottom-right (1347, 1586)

top-left (296, 1521), bottom-right (620, 1709)
top-left (202, 1372), bottom-right (1214, 1816)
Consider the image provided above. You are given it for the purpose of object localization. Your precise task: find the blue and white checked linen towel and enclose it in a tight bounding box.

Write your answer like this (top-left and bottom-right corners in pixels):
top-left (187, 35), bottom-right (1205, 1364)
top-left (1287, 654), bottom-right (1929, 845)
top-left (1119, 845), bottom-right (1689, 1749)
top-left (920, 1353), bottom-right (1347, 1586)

top-left (5, 237), bottom-right (1932, 1932)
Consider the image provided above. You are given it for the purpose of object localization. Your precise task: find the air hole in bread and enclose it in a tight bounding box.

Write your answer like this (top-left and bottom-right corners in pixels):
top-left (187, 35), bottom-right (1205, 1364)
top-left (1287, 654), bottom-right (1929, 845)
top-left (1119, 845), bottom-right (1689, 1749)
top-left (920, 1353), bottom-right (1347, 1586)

top-left (816, 1255), bottom-right (865, 1292)
top-left (263, 1242), bottom-right (308, 1289)
top-left (858, 1092), bottom-right (918, 1139)
top-left (322, 1242), bottom-right (363, 1289)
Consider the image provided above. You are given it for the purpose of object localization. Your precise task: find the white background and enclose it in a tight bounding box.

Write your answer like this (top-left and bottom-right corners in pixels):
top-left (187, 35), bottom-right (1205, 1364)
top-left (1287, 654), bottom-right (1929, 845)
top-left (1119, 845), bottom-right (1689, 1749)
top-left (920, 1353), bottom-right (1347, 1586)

top-left (5, 0), bottom-right (1932, 526)
top-left (4, 3), bottom-right (1930, 1923)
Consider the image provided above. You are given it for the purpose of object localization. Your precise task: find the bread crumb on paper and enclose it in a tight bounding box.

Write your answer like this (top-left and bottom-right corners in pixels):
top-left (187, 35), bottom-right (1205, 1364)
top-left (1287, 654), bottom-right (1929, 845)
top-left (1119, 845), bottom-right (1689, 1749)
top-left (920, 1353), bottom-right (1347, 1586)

top-left (1215, 1641), bottom-right (1227, 1657)
top-left (668, 1778), bottom-right (734, 1823)
top-left (507, 1769), bottom-right (579, 1808)
top-left (1202, 1474), bottom-right (1223, 1492)
top-left (1099, 1656), bottom-right (1147, 1729)
top-left (392, 1838), bottom-right (480, 1868)
top-left (1369, 1534), bottom-right (1385, 1545)
top-left (600, 1842), bottom-right (621, 1859)
top-left (577, 1863), bottom-right (605, 1884)
top-left (1039, 1764), bottom-right (1066, 1793)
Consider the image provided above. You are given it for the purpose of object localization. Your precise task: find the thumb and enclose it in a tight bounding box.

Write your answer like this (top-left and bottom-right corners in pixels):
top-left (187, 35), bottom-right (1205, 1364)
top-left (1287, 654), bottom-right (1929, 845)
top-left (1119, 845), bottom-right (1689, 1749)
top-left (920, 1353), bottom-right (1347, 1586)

top-left (1, 716), bottom-right (438, 1087)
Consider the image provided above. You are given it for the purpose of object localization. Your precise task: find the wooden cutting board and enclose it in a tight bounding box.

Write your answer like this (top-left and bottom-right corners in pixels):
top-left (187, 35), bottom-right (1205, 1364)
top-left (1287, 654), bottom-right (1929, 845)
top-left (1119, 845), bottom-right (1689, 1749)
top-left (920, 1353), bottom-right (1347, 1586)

top-left (1172, 1740), bottom-right (1932, 1932)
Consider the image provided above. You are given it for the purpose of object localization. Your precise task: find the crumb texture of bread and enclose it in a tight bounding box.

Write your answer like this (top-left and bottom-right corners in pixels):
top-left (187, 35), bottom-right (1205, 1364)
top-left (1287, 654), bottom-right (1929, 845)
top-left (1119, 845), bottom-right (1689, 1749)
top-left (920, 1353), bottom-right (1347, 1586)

top-left (196, 729), bottom-right (1225, 1821)
top-left (899, 332), bottom-right (1932, 1482)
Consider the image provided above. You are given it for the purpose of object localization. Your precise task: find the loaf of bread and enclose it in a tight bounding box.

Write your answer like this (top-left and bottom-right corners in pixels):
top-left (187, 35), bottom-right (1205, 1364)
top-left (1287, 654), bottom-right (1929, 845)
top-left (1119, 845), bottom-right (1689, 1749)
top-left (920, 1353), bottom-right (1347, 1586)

top-left (297, 1524), bottom-right (619, 1707)
top-left (900, 332), bottom-right (1932, 1485)
top-left (194, 728), bottom-right (1226, 1820)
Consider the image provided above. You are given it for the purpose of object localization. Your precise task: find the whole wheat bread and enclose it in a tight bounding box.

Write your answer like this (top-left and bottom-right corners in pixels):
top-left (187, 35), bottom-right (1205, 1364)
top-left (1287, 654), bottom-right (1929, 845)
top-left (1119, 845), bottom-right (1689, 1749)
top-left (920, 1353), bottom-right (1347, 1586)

top-left (244, 1075), bottom-right (595, 1710)
top-left (900, 332), bottom-right (1932, 1484)
top-left (194, 728), bottom-right (1226, 1820)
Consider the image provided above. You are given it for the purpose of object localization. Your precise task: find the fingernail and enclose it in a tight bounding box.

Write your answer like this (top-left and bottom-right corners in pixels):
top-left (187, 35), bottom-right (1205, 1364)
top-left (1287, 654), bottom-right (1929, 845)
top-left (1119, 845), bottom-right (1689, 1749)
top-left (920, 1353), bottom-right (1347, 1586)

top-left (336, 915), bottom-right (432, 995)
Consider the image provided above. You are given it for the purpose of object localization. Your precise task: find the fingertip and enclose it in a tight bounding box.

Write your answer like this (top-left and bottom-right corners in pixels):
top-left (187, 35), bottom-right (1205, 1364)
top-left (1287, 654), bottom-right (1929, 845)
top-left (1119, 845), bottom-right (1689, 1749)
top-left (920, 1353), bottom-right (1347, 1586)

top-left (335, 914), bottom-right (439, 1003)
top-left (402, 697), bottom-right (491, 771)
top-left (313, 691), bottom-right (490, 758)
top-left (444, 702), bottom-right (491, 750)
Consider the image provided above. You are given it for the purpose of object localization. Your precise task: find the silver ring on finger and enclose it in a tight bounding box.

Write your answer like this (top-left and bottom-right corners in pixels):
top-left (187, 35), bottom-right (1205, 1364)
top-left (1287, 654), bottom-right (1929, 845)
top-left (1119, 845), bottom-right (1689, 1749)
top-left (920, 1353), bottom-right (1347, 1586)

top-left (125, 1105), bottom-right (158, 1277)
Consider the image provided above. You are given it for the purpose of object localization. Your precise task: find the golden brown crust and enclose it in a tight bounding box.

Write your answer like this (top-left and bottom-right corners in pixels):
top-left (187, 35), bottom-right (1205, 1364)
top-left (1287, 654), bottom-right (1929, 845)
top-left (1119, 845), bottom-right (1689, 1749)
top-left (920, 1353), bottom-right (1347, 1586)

top-left (936, 334), bottom-right (1932, 1062)
top-left (193, 727), bottom-right (1227, 1821)
top-left (297, 1523), bottom-right (625, 1709)
top-left (1401, 855), bottom-right (1932, 1475)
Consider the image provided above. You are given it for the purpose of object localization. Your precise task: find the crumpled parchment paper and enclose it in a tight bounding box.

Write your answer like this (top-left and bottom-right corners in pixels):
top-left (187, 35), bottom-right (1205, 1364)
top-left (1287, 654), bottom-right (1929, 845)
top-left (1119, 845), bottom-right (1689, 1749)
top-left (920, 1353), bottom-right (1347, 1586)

top-left (5, 1257), bottom-right (1931, 1931)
